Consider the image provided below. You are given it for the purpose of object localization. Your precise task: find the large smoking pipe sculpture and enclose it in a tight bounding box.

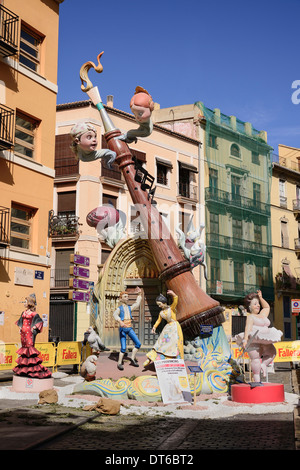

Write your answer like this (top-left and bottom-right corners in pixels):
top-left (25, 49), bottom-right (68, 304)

top-left (80, 52), bottom-right (225, 337)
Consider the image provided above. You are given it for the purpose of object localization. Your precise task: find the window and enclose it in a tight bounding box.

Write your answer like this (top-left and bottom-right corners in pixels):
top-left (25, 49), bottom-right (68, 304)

top-left (281, 220), bottom-right (289, 248)
top-left (231, 175), bottom-right (241, 202)
top-left (209, 134), bottom-right (218, 149)
top-left (57, 191), bottom-right (76, 217)
top-left (14, 112), bottom-right (39, 159)
top-left (252, 151), bottom-right (260, 165)
top-left (253, 183), bottom-right (261, 206)
top-left (283, 296), bottom-right (291, 339)
top-left (210, 257), bottom-right (220, 281)
top-left (254, 224), bottom-right (262, 244)
top-left (10, 204), bottom-right (34, 250)
top-left (19, 25), bottom-right (43, 72)
top-left (209, 212), bottom-right (219, 234)
top-left (230, 144), bottom-right (240, 158)
top-left (103, 194), bottom-right (117, 209)
top-left (279, 179), bottom-right (287, 208)
top-left (232, 217), bottom-right (243, 239)
top-left (209, 168), bottom-right (218, 195)
top-left (234, 262), bottom-right (244, 285)
top-left (179, 211), bottom-right (190, 234)
top-left (156, 163), bottom-right (168, 185)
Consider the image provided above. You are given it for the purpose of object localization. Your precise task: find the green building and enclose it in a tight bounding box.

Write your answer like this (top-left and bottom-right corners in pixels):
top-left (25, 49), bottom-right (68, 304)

top-left (197, 102), bottom-right (274, 308)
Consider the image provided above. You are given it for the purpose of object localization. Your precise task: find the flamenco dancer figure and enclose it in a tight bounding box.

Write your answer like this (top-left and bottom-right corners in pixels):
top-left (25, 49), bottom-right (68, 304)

top-left (13, 294), bottom-right (52, 379)
top-left (235, 290), bottom-right (282, 383)
top-left (143, 290), bottom-right (184, 367)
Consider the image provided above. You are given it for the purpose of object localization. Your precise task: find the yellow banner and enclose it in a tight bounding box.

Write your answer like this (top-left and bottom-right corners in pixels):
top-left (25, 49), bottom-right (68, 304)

top-left (274, 341), bottom-right (300, 362)
top-left (232, 341), bottom-right (300, 363)
top-left (35, 342), bottom-right (56, 367)
top-left (0, 343), bottom-right (18, 370)
top-left (56, 341), bottom-right (82, 366)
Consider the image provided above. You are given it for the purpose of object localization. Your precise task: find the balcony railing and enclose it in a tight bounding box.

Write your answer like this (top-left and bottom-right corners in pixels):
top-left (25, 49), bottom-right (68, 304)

top-left (0, 206), bottom-right (10, 246)
top-left (50, 269), bottom-right (70, 288)
top-left (0, 5), bottom-right (19, 57)
top-left (48, 211), bottom-right (80, 238)
top-left (0, 104), bottom-right (15, 150)
top-left (206, 233), bottom-right (272, 257)
top-left (177, 182), bottom-right (198, 200)
top-left (205, 187), bottom-right (270, 216)
top-left (207, 279), bottom-right (274, 300)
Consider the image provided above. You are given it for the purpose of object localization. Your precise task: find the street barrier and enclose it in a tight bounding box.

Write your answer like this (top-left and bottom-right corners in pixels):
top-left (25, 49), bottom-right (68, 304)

top-left (0, 341), bottom-right (92, 372)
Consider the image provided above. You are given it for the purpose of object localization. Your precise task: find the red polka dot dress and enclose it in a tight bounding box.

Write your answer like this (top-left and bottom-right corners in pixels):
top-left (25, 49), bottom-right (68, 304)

top-left (13, 310), bottom-right (52, 379)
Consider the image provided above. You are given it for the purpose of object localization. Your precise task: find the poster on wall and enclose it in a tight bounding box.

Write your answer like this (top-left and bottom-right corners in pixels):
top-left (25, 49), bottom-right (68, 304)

top-left (154, 359), bottom-right (192, 405)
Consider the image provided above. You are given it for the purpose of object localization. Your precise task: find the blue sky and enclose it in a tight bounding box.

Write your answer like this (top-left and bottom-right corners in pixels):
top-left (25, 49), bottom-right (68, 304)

top-left (57, 0), bottom-right (300, 153)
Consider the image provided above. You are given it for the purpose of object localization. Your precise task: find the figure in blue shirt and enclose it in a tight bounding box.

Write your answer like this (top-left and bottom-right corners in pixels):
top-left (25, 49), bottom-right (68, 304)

top-left (113, 287), bottom-right (142, 370)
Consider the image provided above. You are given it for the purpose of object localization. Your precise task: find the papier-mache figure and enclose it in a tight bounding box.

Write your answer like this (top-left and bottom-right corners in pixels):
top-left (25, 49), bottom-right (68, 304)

top-left (13, 294), bottom-right (52, 379)
top-left (113, 287), bottom-right (142, 370)
top-left (80, 354), bottom-right (98, 382)
top-left (70, 122), bottom-right (116, 169)
top-left (235, 290), bottom-right (282, 383)
top-left (143, 290), bottom-right (184, 367)
top-left (176, 215), bottom-right (208, 279)
top-left (117, 86), bottom-right (154, 144)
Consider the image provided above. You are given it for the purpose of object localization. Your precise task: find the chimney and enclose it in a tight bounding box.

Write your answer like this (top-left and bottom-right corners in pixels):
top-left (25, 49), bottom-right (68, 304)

top-left (106, 95), bottom-right (114, 107)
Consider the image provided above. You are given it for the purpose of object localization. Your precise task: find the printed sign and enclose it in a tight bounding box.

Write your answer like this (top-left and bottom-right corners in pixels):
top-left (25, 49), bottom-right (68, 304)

top-left (274, 341), bottom-right (300, 362)
top-left (70, 278), bottom-right (90, 290)
top-left (291, 300), bottom-right (300, 315)
top-left (70, 254), bottom-right (90, 266)
top-left (0, 343), bottom-right (18, 371)
top-left (56, 341), bottom-right (82, 366)
top-left (69, 290), bottom-right (90, 302)
top-left (70, 266), bottom-right (90, 278)
top-left (35, 270), bottom-right (44, 280)
top-left (35, 342), bottom-right (56, 367)
top-left (154, 359), bottom-right (192, 404)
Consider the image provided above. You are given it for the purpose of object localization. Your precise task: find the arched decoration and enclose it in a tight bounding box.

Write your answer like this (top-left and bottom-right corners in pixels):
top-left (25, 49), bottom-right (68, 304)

top-left (230, 143), bottom-right (241, 158)
top-left (94, 237), bottom-right (160, 343)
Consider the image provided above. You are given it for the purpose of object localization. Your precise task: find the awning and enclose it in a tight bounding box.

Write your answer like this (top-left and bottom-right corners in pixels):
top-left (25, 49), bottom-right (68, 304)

top-left (179, 161), bottom-right (198, 173)
top-left (156, 158), bottom-right (173, 169)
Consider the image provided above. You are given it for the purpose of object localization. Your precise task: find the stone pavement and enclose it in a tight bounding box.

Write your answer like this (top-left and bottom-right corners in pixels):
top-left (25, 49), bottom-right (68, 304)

top-left (0, 358), bottom-right (299, 452)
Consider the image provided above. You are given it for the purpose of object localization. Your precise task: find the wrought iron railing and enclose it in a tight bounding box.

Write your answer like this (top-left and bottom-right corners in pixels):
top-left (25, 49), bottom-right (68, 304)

top-left (0, 206), bottom-right (10, 246)
top-left (48, 211), bottom-right (80, 238)
top-left (177, 182), bottom-right (198, 200)
top-left (0, 104), bottom-right (15, 150)
top-left (206, 233), bottom-right (272, 257)
top-left (50, 269), bottom-right (70, 288)
top-left (206, 279), bottom-right (274, 300)
top-left (0, 5), bottom-right (19, 57)
top-left (205, 187), bottom-right (270, 216)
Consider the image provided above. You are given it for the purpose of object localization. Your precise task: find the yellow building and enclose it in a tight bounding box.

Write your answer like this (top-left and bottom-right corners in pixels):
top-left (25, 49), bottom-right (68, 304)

top-left (0, 0), bottom-right (64, 343)
top-left (51, 97), bottom-right (202, 345)
top-left (272, 144), bottom-right (300, 340)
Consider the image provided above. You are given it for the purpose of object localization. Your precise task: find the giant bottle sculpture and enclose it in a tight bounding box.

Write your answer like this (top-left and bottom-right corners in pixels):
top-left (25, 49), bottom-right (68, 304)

top-left (79, 52), bottom-right (224, 337)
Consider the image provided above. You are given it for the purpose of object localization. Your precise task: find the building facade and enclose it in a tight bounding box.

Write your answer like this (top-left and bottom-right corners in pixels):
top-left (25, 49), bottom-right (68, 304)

top-left (51, 98), bottom-right (202, 346)
top-left (153, 101), bottom-right (274, 337)
top-left (0, 0), bottom-right (63, 343)
top-left (272, 144), bottom-right (300, 340)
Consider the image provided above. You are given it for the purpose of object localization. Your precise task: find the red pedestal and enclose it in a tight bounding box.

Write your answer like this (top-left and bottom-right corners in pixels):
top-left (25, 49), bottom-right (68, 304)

top-left (231, 383), bottom-right (285, 404)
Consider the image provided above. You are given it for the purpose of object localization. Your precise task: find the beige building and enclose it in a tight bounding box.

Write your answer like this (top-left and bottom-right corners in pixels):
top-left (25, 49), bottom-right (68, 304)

top-left (0, 0), bottom-right (63, 344)
top-left (271, 144), bottom-right (300, 340)
top-left (51, 98), bottom-right (202, 346)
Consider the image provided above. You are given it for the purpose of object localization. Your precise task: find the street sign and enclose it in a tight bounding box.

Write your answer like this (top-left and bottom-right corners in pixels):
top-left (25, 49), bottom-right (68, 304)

top-left (70, 266), bottom-right (90, 278)
top-left (69, 290), bottom-right (90, 302)
top-left (70, 254), bottom-right (90, 266)
top-left (69, 278), bottom-right (90, 290)
top-left (291, 299), bottom-right (300, 316)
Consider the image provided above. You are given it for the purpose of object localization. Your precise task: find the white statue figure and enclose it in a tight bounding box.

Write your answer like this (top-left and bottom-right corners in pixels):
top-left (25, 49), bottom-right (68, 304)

top-left (176, 215), bottom-right (208, 279)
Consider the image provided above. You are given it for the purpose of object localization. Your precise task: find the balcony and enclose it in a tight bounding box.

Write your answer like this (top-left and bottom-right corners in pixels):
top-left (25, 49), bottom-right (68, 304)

top-left (177, 182), bottom-right (198, 202)
top-left (0, 5), bottom-right (19, 58)
top-left (205, 187), bottom-right (270, 216)
top-left (50, 269), bottom-right (69, 289)
top-left (206, 233), bottom-right (272, 258)
top-left (48, 211), bottom-right (80, 239)
top-left (0, 104), bottom-right (15, 150)
top-left (207, 279), bottom-right (274, 301)
top-left (0, 206), bottom-right (10, 247)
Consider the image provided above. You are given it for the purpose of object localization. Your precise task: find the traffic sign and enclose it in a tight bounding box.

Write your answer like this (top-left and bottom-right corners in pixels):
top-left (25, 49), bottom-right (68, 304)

top-left (291, 299), bottom-right (300, 316)
top-left (69, 290), bottom-right (90, 302)
top-left (69, 278), bottom-right (90, 290)
top-left (70, 266), bottom-right (90, 278)
top-left (70, 254), bottom-right (90, 266)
